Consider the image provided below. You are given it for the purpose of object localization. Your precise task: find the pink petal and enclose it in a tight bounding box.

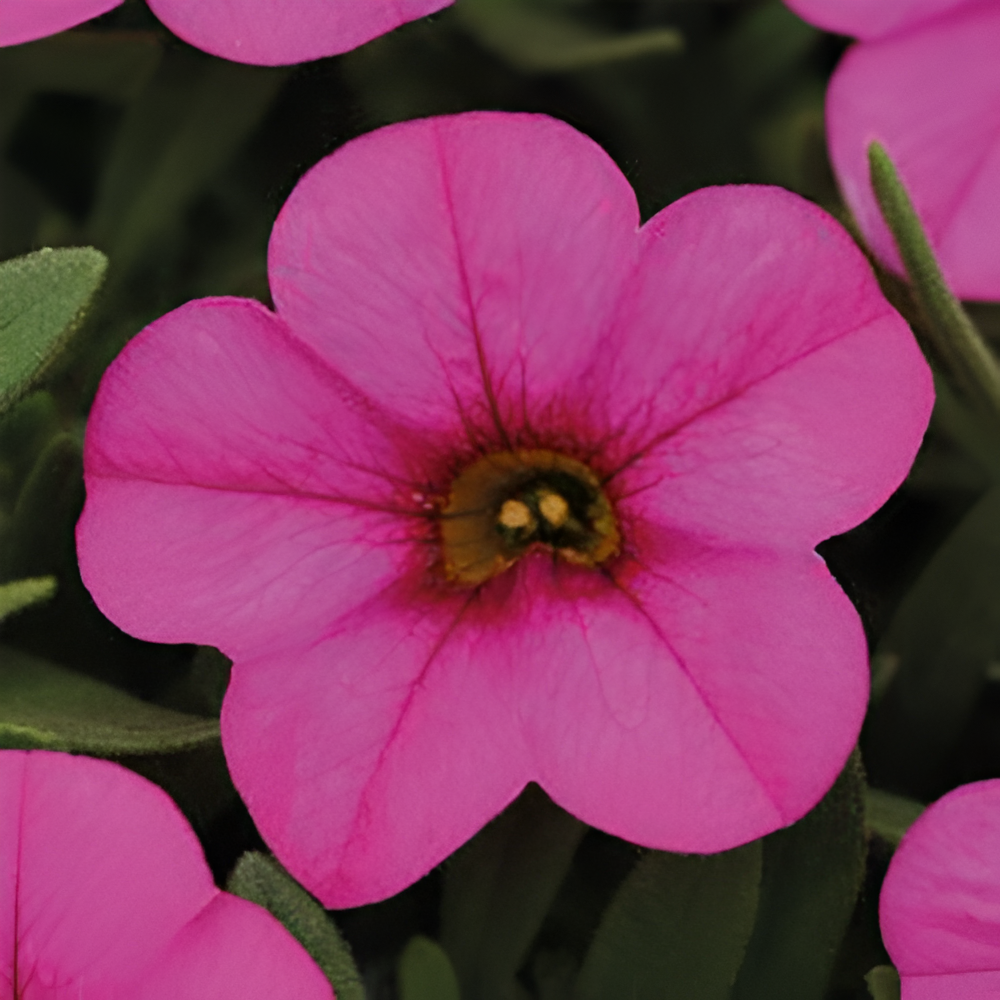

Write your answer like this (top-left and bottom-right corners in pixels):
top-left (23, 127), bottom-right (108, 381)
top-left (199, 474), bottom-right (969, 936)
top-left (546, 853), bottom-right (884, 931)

top-left (601, 185), bottom-right (932, 547)
top-left (900, 971), bottom-right (1000, 1000)
top-left (144, 0), bottom-right (451, 65)
top-left (826, 5), bottom-right (1000, 300)
top-left (0, 751), bottom-right (216, 995)
top-left (78, 298), bottom-right (424, 656)
top-left (881, 780), bottom-right (1000, 980)
top-left (222, 585), bottom-right (530, 908)
top-left (0, 751), bottom-right (330, 999)
top-left (0, 0), bottom-right (122, 46)
top-left (134, 894), bottom-right (333, 1000)
top-left (514, 547), bottom-right (867, 852)
top-left (268, 112), bottom-right (641, 444)
top-left (226, 537), bottom-right (866, 905)
top-left (783, 0), bottom-right (977, 40)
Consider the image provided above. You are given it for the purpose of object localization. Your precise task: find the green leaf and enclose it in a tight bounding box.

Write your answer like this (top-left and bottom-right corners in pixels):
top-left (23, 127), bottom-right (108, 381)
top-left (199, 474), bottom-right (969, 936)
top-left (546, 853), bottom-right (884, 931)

top-left (399, 936), bottom-right (461, 1000)
top-left (90, 51), bottom-right (288, 274)
top-left (2, 432), bottom-right (82, 581)
top-left (865, 965), bottom-right (901, 1000)
top-left (455, 0), bottom-right (682, 72)
top-left (0, 645), bottom-right (220, 753)
top-left (0, 391), bottom-right (61, 492)
top-left (865, 484), bottom-right (1000, 795)
top-left (0, 576), bottom-right (55, 621)
top-left (0, 247), bottom-right (107, 415)
top-left (227, 852), bottom-right (365, 1000)
top-left (441, 783), bottom-right (585, 1000)
top-left (574, 841), bottom-right (762, 1000)
top-left (865, 788), bottom-right (925, 848)
top-left (868, 142), bottom-right (1000, 426)
top-left (730, 752), bottom-right (867, 1000)
top-left (0, 30), bottom-right (162, 102)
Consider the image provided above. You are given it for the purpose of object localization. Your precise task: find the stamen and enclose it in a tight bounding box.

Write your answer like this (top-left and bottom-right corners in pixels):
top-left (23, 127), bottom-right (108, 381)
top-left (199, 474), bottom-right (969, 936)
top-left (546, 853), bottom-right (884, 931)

top-left (499, 498), bottom-right (534, 530)
top-left (440, 449), bottom-right (620, 586)
top-left (538, 491), bottom-right (570, 528)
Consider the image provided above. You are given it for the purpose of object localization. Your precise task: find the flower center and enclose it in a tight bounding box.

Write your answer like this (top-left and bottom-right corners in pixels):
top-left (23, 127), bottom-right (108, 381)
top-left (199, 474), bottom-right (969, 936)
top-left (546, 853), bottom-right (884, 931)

top-left (440, 450), bottom-right (620, 586)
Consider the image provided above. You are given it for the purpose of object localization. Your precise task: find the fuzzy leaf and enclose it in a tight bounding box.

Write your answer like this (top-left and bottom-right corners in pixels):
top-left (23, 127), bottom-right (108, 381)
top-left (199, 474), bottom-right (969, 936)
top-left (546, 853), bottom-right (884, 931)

top-left (869, 142), bottom-right (1000, 426)
top-left (227, 852), bottom-right (365, 1000)
top-left (0, 247), bottom-right (107, 414)
top-left (574, 842), bottom-right (762, 1000)
top-left (0, 575), bottom-right (55, 621)
top-left (865, 965), bottom-right (901, 1000)
top-left (865, 789), bottom-right (925, 848)
top-left (455, 0), bottom-right (682, 72)
top-left (399, 936), bottom-right (461, 1000)
top-left (441, 783), bottom-right (584, 1000)
top-left (0, 645), bottom-right (219, 753)
top-left (730, 752), bottom-right (867, 1000)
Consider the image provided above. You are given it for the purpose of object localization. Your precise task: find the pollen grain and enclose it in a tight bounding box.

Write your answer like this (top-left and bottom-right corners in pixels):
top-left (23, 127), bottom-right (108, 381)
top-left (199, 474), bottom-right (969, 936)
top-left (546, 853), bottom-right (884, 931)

top-left (499, 498), bottom-right (534, 530)
top-left (538, 491), bottom-right (570, 528)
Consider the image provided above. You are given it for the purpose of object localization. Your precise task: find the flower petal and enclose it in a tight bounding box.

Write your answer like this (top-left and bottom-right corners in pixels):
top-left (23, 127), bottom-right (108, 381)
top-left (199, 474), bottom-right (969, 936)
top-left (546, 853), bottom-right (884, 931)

top-left (0, 751), bottom-right (215, 994)
top-left (899, 971), bottom-right (1000, 999)
top-left (881, 780), bottom-right (1000, 978)
top-left (268, 112), bottom-right (640, 445)
top-left (515, 547), bottom-right (867, 852)
top-left (0, 0), bottom-right (123, 47)
top-left (602, 185), bottom-right (931, 547)
top-left (144, 0), bottom-right (451, 65)
top-left (0, 751), bottom-right (332, 999)
top-left (222, 584), bottom-right (531, 908)
top-left (134, 894), bottom-right (333, 1000)
top-left (783, 0), bottom-right (976, 40)
top-left (826, 5), bottom-right (1000, 300)
top-left (79, 298), bottom-right (419, 656)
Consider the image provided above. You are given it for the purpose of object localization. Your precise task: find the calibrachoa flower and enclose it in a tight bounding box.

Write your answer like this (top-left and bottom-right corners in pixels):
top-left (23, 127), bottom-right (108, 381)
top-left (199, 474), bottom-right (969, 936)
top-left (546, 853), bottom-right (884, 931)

top-left (0, 750), bottom-right (334, 999)
top-left (77, 112), bottom-right (933, 907)
top-left (785, 0), bottom-right (1000, 301)
top-left (881, 780), bottom-right (1000, 999)
top-left (0, 0), bottom-right (123, 47)
top-left (0, 0), bottom-right (450, 65)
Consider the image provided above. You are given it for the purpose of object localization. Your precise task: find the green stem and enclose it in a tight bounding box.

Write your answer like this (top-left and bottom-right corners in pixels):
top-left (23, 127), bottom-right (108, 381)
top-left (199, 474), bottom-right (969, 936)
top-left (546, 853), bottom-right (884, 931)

top-left (868, 142), bottom-right (1000, 424)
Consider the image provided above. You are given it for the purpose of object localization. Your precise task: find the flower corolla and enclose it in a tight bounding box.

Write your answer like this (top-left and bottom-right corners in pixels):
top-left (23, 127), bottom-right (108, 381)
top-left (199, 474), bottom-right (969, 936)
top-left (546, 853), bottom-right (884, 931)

top-left (880, 779), bottom-right (1000, 999)
top-left (0, 0), bottom-right (124, 47)
top-left (0, 0), bottom-right (450, 65)
top-left (77, 111), bottom-right (933, 907)
top-left (0, 750), bottom-right (334, 999)
top-left (785, 0), bottom-right (1000, 301)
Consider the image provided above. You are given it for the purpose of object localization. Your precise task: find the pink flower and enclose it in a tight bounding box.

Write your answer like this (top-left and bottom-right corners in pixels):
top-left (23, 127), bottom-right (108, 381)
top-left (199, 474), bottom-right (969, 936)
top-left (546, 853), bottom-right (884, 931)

top-left (0, 750), bottom-right (334, 999)
top-left (0, 0), bottom-right (450, 65)
top-left (77, 112), bottom-right (933, 907)
top-left (785, 0), bottom-right (1000, 301)
top-left (880, 779), bottom-right (1000, 999)
top-left (0, 0), bottom-right (124, 47)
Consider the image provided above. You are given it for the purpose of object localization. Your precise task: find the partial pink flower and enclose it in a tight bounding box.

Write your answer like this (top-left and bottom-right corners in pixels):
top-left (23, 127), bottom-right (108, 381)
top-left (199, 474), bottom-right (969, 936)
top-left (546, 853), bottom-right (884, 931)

top-left (0, 749), bottom-right (334, 999)
top-left (784, 0), bottom-right (973, 40)
top-left (0, 0), bottom-right (450, 64)
top-left (143, 0), bottom-right (451, 66)
top-left (0, 0), bottom-right (123, 47)
top-left (77, 111), bottom-right (933, 907)
top-left (880, 780), bottom-right (1000, 999)
top-left (786, 0), bottom-right (1000, 301)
